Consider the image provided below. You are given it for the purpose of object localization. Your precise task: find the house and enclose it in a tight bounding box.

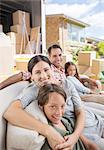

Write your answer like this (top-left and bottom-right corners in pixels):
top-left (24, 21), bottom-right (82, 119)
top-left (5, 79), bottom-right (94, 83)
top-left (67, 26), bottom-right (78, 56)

top-left (46, 14), bottom-right (89, 54)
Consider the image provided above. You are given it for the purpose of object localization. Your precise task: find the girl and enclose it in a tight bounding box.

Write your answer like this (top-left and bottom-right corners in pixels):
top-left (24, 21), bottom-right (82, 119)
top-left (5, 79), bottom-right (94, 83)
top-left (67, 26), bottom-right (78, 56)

top-left (65, 61), bottom-right (101, 91)
top-left (65, 61), bottom-right (104, 105)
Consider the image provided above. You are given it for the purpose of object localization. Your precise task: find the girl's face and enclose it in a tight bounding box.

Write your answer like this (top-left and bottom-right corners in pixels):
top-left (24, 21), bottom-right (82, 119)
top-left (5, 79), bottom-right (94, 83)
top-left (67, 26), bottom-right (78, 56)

top-left (67, 65), bottom-right (76, 76)
top-left (43, 92), bottom-right (66, 124)
top-left (31, 61), bottom-right (53, 86)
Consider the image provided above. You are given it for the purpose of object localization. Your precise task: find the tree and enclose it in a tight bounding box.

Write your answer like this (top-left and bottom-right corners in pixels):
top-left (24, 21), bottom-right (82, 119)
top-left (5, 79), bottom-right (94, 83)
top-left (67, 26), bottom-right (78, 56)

top-left (97, 41), bottom-right (104, 56)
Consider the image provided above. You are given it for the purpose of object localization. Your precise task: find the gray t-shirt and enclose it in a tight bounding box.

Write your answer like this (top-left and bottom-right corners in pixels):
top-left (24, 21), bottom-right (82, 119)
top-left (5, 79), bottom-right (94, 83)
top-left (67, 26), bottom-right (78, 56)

top-left (16, 81), bottom-right (39, 108)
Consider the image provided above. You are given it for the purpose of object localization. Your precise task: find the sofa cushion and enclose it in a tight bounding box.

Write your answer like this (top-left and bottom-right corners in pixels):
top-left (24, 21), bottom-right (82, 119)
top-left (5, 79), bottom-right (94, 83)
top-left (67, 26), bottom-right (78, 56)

top-left (7, 101), bottom-right (48, 150)
top-left (0, 81), bottom-right (29, 150)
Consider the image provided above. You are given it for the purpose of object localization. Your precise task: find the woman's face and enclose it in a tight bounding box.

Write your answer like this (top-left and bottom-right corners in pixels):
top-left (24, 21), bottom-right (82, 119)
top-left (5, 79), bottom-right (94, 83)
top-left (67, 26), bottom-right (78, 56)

top-left (43, 92), bottom-right (66, 124)
top-left (67, 65), bottom-right (76, 76)
top-left (31, 61), bottom-right (53, 86)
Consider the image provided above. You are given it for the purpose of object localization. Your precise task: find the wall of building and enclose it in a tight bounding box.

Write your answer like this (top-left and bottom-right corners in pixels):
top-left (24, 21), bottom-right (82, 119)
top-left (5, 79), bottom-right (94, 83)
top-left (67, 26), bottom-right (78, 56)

top-left (46, 16), bottom-right (60, 49)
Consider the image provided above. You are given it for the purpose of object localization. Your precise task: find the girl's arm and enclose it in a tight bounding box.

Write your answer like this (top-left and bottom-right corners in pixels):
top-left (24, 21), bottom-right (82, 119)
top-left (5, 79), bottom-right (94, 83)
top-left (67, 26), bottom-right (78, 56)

top-left (80, 135), bottom-right (100, 150)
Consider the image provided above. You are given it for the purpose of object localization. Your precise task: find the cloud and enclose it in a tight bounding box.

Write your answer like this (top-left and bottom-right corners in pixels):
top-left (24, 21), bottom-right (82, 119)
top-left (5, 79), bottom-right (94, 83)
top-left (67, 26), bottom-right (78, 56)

top-left (82, 12), bottom-right (104, 27)
top-left (46, 2), bottom-right (98, 19)
top-left (46, 1), bottom-right (104, 39)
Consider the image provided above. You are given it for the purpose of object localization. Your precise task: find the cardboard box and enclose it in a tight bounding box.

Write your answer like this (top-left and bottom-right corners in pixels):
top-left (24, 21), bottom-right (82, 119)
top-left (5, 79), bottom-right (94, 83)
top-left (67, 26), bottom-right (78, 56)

top-left (30, 27), bottom-right (40, 41)
top-left (77, 65), bottom-right (89, 74)
top-left (7, 32), bottom-right (26, 44)
top-left (10, 24), bottom-right (30, 35)
top-left (7, 32), bottom-right (27, 54)
top-left (78, 51), bottom-right (96, 66)
top-left (16, 60), bottom-right (29, 71)
top-left (92, 59), bottom-right (104, 75)
top-left (13, 10), bottom-right (30, 27)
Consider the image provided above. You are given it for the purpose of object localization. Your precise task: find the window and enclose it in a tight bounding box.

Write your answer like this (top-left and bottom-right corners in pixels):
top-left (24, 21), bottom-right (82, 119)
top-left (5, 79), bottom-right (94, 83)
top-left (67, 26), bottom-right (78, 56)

top-left (67, 23), bottom-right (85, 42)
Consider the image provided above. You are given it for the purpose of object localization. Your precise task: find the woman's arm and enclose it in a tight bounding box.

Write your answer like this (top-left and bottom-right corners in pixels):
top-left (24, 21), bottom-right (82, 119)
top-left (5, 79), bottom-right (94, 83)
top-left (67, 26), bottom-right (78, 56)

top-left (54, 108), bottom-right (85, 150)
top-left (3, 100), bottom-right (65, 149)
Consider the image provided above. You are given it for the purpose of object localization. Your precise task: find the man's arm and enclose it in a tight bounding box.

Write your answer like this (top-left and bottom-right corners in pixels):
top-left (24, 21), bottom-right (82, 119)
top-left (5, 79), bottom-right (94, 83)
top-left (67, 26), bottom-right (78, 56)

top-left (3, 100), bottom-right (65, 149)
top-left (0, 72), bottom-right (23, 90)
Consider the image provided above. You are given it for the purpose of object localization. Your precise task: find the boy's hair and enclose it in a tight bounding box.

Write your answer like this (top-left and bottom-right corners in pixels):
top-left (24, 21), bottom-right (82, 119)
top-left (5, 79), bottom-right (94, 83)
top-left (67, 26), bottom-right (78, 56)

top-left (47, 44), bottom-right (62, 56)
top-left (37, 84), bottom-right (67, 106)
top-left (28, 55), bottom-right (51, 74)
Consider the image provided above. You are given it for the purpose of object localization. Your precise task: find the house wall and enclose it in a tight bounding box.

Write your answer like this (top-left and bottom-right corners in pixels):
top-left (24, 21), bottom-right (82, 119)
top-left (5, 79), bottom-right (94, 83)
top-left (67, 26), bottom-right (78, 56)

top-left (46, 16), bottom-right (60, 49)
top-left (59, 18), bottom-right (69, 53)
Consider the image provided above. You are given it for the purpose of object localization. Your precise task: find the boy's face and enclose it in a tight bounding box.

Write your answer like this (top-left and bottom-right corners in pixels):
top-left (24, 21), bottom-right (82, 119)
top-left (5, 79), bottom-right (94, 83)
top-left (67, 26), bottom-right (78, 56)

top-left (43, 92), bottom-right (66, 124)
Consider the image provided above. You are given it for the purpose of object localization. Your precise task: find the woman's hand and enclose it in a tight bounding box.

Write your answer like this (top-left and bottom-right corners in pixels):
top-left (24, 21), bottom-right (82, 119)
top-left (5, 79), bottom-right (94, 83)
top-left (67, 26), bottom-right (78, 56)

top-left (55, 133), bottom-right (78, 150)
top-left (46, 126), bottom-right (65, 149)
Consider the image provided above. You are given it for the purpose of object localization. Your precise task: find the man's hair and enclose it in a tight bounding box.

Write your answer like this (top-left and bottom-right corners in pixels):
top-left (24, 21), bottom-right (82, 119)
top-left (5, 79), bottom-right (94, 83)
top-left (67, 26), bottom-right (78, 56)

top-left (47, 44), bottom-right (62, 55)
top-left (37, 83), bottom-right (67, 106)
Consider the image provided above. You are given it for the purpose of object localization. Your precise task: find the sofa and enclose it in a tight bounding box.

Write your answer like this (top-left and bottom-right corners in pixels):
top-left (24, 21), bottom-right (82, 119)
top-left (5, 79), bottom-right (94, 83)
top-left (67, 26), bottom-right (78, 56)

top-left (0, 81), bottom-right (48, 150)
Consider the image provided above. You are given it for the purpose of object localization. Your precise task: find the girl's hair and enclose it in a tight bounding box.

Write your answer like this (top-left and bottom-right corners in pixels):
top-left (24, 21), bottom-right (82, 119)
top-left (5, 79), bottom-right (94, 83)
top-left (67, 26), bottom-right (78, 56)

top-left (28, 55), bottom-right (52, 74)
top-left (65, 61), bottom-right (80, 80)
top-left (37, 83), bottom-right (67, 106)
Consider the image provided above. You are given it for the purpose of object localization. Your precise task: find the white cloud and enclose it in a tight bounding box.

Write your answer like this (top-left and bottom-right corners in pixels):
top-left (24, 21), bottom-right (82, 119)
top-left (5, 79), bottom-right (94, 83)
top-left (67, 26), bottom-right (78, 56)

top-left (46, 2), bottom-right (98, 19)
top-left (46, 1), bottom-right (104, 39)
top-left (82, 12), bottom-right (104, 27)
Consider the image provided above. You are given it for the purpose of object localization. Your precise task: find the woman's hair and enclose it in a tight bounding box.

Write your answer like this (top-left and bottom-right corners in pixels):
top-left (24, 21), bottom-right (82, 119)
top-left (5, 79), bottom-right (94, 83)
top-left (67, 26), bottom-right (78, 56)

top-left (65, 61), bottom-right (80, 80)
top-left (37, 83), bottom-right (67, 106)
top-left (28, 55), bottom-right (52, 74)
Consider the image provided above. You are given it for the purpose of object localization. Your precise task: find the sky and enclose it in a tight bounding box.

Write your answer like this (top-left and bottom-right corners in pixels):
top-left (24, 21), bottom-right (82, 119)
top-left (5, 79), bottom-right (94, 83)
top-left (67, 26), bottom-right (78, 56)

top-left (46, 0), bottom-right (104, 40)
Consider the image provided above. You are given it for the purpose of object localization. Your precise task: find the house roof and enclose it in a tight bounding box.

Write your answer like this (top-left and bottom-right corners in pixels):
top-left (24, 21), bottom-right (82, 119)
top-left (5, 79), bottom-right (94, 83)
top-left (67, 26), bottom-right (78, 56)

top-left (86, 37), bottom-right (104, 42)
top-left (46, 14), bottom-right (89, 28)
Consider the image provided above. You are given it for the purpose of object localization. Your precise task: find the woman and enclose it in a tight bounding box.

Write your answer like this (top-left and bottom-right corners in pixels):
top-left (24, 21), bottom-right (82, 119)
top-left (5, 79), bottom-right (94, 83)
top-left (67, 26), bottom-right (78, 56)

top-left (4, 55), bottom-right (101, 149)
top-left (64, 61), bottom-right (104, 105)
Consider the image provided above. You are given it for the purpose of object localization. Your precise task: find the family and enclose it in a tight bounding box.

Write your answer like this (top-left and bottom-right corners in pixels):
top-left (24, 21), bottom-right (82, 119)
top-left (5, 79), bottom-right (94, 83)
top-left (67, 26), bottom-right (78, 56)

top-left (1, 44), bottom-right (104, 150)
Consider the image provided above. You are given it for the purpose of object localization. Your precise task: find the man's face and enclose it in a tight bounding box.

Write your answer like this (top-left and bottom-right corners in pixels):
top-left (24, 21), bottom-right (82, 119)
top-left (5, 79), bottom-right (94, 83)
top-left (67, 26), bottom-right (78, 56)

top-left (49, 48), bottom-right (63, 68)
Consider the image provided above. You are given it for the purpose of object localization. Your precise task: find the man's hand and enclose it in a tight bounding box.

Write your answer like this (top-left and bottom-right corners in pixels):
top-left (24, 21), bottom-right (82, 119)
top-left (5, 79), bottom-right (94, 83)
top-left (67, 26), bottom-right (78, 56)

top-left (55, 133), bottom-right (78, 150)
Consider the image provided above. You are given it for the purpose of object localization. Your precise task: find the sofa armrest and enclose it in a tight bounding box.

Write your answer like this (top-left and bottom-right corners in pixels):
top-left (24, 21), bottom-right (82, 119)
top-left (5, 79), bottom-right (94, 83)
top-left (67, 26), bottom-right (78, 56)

top-left (0, 81), bottom-right (29, 150)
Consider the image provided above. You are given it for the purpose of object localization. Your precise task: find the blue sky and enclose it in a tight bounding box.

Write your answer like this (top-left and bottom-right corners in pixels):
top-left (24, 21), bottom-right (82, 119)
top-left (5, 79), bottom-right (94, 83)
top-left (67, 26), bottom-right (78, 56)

top-left (46, 0), bottom-right (104, 40)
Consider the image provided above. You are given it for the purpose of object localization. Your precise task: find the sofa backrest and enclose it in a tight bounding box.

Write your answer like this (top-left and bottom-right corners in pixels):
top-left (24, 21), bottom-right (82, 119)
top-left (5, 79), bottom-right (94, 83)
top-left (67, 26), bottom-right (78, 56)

top-left (0, 81), bottom-right (29, 150)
